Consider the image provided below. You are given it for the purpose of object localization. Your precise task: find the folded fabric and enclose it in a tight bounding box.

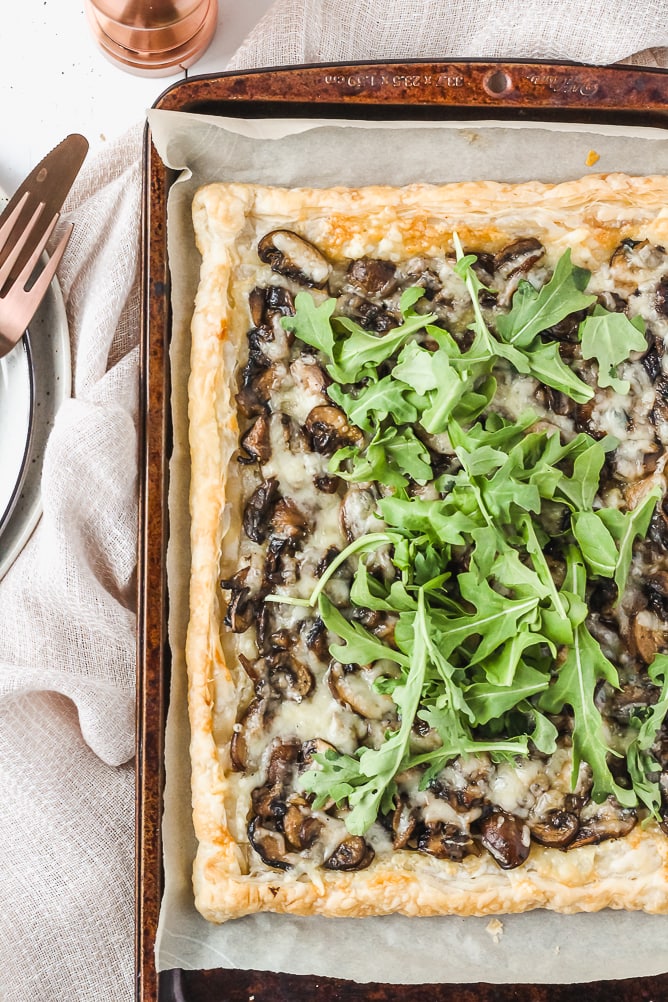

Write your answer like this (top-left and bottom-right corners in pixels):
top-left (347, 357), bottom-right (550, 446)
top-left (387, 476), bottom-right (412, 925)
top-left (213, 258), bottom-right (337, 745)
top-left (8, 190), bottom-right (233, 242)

top-left (228, 0), bottom-right (668, 71)
top-left (0, 124), bottom-right (142, 1002)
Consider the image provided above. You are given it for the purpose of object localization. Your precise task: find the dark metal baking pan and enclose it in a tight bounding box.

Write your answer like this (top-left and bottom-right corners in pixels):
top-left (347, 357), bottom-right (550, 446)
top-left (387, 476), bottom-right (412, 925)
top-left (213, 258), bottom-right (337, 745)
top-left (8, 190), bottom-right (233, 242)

top-left (138, 59), bottom-right (668, 1002)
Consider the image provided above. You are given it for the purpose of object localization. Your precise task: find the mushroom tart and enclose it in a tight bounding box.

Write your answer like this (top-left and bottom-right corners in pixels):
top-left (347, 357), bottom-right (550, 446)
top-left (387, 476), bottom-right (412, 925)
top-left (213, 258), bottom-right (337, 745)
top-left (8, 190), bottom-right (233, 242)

top-left (187, 176), bottom-right (668, 923)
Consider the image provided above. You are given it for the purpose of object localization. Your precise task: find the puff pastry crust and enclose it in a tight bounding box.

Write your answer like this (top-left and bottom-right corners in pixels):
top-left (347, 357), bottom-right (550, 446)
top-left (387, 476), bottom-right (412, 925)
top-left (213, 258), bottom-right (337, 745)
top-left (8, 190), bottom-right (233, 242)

top-left (187, 176), bottom-right (668, 923)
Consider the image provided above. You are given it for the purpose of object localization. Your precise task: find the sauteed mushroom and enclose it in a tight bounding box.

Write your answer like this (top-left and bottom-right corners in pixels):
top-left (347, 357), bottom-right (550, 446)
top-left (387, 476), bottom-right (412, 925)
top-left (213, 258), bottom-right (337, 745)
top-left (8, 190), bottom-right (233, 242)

top-left (247, 817), bottom-right (294, 870)
top-left (249, 284), bottom-right (296, 327)
top-left (391, 797), bottom-right (419, 849)
top-left (530, 809), bottom-right (580, 849)
top-left (265, 650), bottom-right (315, 702)
top-left (479, 808), bottom-right (531, 869)
top-left (239, 413), bottom-right (271, 465)
top-left (304, 404), bottom-right (364, 455)
top-left (243, 477), bottom-right (280, 543)
top-left (271, 497), bottom-right (311, 543)
top-left (567, 808), bottom-right (637, 850)
top-left (258, 230), bottom-right (331, 288)
top-left (324, 835), bottom-right (375, 871)
top-left (221, 568), bottom-right (256, 633)
top-left (493, 237), bottom-right (545, 279)
top-left (327, 661), bottom-right (395, 720)
top-left (230, 697), bottom-right (272, 772)
top-left (346, 257), bottom-right (397, 297)
top-left (417, 822), bottom-right (477, 861)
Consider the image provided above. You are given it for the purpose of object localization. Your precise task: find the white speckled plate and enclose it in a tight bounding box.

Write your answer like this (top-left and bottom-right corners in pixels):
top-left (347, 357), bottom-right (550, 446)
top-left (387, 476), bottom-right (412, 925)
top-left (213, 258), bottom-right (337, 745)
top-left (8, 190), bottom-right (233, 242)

top-left (0, 195), bottom-right (71, 580)
top-left (0, 335), bottom-right (33, 535)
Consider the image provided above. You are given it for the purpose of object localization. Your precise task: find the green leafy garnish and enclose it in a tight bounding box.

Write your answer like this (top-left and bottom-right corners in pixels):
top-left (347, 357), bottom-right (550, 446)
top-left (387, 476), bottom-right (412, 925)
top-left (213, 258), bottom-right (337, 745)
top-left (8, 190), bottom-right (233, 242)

top-left (271, 236), bottom-right (666, 836)
top-left (580, 307), bottom-right (647, 393)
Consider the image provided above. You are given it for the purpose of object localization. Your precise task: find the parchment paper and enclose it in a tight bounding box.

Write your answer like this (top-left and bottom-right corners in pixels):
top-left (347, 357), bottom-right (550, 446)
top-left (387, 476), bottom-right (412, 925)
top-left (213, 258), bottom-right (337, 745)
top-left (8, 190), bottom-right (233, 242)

top-left (151, 107), bottom-right (668, 983)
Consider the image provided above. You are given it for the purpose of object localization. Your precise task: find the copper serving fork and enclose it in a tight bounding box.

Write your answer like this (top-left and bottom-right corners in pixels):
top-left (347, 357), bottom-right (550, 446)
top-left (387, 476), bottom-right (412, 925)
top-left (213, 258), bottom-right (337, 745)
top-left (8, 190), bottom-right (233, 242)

top-left (0, 133), bottom-right (88, 359)
top-left (0, 194), bottom-right (72, 357)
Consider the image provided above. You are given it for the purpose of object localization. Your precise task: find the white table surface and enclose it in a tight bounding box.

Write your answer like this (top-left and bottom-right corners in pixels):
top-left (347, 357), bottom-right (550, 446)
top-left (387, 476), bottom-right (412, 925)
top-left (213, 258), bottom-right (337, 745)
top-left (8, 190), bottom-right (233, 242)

top-left (0, 0), bottom-right (274, 193)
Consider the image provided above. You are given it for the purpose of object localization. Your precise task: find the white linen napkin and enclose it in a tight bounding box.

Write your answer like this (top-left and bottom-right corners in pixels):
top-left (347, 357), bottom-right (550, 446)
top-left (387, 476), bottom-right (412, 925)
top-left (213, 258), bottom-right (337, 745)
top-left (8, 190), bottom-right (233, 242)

top-left (0, 4), bottom-right (665, 999)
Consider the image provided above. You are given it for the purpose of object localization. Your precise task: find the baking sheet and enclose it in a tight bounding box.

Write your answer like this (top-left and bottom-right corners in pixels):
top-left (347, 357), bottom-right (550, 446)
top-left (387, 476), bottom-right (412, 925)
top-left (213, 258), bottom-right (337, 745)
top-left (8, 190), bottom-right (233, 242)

top-left (150, 107), bottom-right (668, 983)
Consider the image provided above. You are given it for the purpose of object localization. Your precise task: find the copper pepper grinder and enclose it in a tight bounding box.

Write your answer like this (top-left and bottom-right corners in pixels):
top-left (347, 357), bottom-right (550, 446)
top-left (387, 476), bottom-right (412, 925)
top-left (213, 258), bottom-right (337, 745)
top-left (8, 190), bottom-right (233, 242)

top-left (84, 0), bottom-right (218, 76)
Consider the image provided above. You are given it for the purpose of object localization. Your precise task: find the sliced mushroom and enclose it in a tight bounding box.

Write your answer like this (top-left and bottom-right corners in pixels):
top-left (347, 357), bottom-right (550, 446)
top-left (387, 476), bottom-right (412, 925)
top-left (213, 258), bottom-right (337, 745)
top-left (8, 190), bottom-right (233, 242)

top-left (327, 661), bottom-right (395, 719)
top-left (354, 297), bottom-right (398, 333)
top-left (628, 609), bottom-right (668, 665)
top-left (530, 809), bottom-right (580, 849)
top-left (567, 808), bottom-right (637, 850)
top-left (346, 257), bottom-right (397, 296)
top-left (651, 376), bottom-right (668, 426)
top-left (239, 413), bottom-right (272, 465)
top-left (303, 618), bottom-right (331, 663)
top-left (540, 310), bottom-right (587, 345)
top-left (656, 279), bottom-right (668, 318)
top-left (649, 494), bottom-right (668, 552)
top-left (324, 835), bottom-right (375, 871)
top-left (340, 486), bottom-right (381, 542)
top-left (493, 237), bottom-right (545, 279)
top-left (262, 536), bottom-right (297, 587)
top-left (282, 801), bottom-right (324, 851)
top-left (243, 477), bottom-right (280, 543)
top-left (400, 259), bottom-right (444, 301)
top-left (479, 808), bottom-right (531, 869)
top-left (597, 290), bottom-right (628, 314)
top-left (290, 354), bottom-right (331, 399)
top-left (429, 778), bottom-right (485, 812)
top-left (236, 349), bottom-right (273, 418)
top-left (221, 569), bottom-right (256, 633)
top-left (304, 404), bottom-right (364, 456)
top-left (258, 230), bottom-right (330, 288)
top-left (247, 816), bottom-right (293, 870)
top-left (248, 284), bottom-right (296, 322)
top-left (417, 822), bottom-right (477, 861)
top-left (645, 572), bottom-right (668, 619)
top-left (301, 737), bottom-right (338, 767)
top-left (353, 607), bottom-right (397, 645)
top-left (266, 650), bottom-right (315, 702)
top-left (271, 497), bottom-right (311, 543)
top-left (391, 798), bottom-right (419, 850)
top-left (314, 473), bottom-right (341, 494)
top-left (266, 738), bottom-right (302, 789)
top-left (610, 239), bottom-right (666, 275)
top-left (230, 697), bottom-right (271, 772)
top-left (600, 677), bottom-right (661, 724)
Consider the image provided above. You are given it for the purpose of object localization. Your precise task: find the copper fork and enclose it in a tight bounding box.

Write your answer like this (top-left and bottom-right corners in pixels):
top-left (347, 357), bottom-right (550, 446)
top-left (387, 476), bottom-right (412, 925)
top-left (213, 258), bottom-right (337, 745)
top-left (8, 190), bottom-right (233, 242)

top-left (0, 192), bottom-right (73, 358)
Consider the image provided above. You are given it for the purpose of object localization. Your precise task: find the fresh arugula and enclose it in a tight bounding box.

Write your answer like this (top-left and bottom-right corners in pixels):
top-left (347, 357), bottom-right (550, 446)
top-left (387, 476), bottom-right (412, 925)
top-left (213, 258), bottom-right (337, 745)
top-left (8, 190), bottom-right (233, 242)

top-left (580, 307), bottom-right (647, 394)
top-left (272, 237), bottom-right (666, 836)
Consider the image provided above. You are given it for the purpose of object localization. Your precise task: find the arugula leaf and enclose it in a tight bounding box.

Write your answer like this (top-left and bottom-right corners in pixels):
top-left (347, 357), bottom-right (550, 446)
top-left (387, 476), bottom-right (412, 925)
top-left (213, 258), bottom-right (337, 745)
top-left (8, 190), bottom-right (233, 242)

top-left (318, 594), bottom-right (409, 669)
top-left (595, 486), bottom-right (662, 594)
top-left (521, 338), bottom-right (594, 403)
top-left (496, 250), bottom-right (595, 347)
top-left (467, 656), bottom-right (550, 713)
top-left (281, 292), bottom-right (337, 357)
top-left (625, 654), bottom-right (668, 820)
top-left (327, 375), bottom-right (422, 434)
top-left (580, 306), bottom-right (647, 394)
top-left (332, 310), bottom-right (436, 383)
top-left (571, 510), bottom-right (618, 577)
top-left (378, 496), bottom-right (479, 545)
top-left (538, 548), bottom-right (635, 806)
top-left (302, 590), bottom-right (432, 835)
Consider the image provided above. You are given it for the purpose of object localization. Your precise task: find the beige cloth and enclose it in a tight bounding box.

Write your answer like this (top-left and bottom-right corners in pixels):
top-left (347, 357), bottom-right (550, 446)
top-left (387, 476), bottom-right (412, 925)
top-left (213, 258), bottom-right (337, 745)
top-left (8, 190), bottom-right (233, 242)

top-left (0, 4), bottom-right (666, 999)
